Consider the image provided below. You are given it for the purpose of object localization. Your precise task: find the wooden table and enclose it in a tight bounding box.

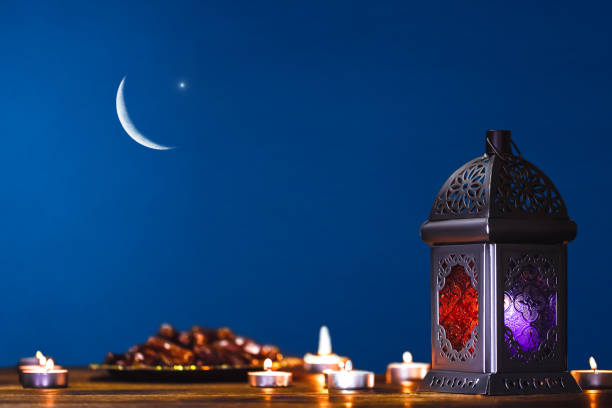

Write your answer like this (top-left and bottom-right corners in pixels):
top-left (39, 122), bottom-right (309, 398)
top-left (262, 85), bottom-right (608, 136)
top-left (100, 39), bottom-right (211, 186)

top-left (0, 367), bottom-right (608, 407)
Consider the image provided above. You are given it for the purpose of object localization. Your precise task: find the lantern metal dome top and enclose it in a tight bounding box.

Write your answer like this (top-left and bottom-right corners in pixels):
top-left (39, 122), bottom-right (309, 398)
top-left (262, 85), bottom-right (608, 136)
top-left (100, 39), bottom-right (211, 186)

top-left (420, 130), bottom-right (577, 245)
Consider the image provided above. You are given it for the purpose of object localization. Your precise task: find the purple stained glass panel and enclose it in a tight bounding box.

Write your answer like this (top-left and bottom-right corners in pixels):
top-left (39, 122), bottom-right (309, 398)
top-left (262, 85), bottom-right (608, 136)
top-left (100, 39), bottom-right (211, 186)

top-left (504, 255), bottom-right (557, 363)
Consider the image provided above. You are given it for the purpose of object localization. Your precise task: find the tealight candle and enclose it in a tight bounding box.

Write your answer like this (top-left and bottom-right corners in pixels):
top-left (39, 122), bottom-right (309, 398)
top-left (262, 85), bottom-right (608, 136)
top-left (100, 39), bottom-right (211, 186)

top-left (386, 351), bottom-right (430, 384)
top-left (325, 360), bottom-right (375, 390)
top-left (21, 358), bottom-right (68, 388)
top-left (248, 358), bottom-right (292, 387)
top-left (571, 357), bottom-right (612, 389)
top-left (303, 326), bottom-right (348, 373)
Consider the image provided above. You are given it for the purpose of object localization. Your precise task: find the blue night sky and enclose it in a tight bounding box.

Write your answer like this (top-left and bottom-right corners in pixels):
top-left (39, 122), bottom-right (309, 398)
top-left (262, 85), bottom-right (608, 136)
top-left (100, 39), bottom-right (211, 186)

top-left (0, 0), bottom-right (611, 373)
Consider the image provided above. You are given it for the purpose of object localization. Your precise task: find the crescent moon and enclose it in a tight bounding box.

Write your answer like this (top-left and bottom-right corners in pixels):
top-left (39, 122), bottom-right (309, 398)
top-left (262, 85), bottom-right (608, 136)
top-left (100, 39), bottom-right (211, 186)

top-left (116, 76), bottom-right (174, 150)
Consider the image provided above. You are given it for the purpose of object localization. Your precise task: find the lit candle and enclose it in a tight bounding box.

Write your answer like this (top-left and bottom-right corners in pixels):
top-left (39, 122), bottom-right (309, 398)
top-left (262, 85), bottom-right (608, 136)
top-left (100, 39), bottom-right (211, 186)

top-left (248, 358), bottom-right (292, 387)
top-left (570, 357), bottom-right (612, 389)
top-left (303, 325), bottom-right (348, 373)
top-left (385, 351), bottom-right (430, 384)
top-left (21, 358), bottom-right (68, 388)
top-left (325, 360), bottom-right (374, 390)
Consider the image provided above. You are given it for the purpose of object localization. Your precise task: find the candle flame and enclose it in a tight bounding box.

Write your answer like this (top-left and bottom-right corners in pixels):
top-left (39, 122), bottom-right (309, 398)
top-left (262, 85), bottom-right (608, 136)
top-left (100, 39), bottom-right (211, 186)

top-left (45, 358), bottom-right (54, 371)
top-left (264, 358), bottom-right (272, 371)
top-left (35, 350), bottom-right (47, 367)
top-left (318, 325), bottom-right (332, 355)
top-left (402, 351), bottom-right (413, 364)
top-left (344, 360), bottom-right (353, 372)
top-left (590, 356), bottom-right (597, 371)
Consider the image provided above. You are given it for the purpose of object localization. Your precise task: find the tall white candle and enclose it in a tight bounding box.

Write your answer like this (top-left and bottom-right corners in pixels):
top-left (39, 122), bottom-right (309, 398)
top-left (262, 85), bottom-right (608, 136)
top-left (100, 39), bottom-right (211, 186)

top-left (303, 326), bottom-right (348, 373)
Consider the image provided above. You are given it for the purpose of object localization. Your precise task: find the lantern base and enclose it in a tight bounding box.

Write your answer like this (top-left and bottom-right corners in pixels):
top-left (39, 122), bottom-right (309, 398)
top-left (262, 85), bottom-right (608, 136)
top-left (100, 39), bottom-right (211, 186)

top-left (418, 370), bottom-right (582, 395)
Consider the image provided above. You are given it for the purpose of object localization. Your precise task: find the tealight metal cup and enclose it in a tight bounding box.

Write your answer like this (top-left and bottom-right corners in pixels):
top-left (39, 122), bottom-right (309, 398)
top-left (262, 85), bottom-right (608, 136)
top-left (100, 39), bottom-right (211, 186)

top-left (325, 370), bottom-right (374, 390)
top-left (248, 371), bottom-right (292, 387)
top-left (570, 370), bottom-right (612, 389)
top-left (386, 362), bottom-right (430, 384)
top-left (21, 370), bottom-right (68, 388)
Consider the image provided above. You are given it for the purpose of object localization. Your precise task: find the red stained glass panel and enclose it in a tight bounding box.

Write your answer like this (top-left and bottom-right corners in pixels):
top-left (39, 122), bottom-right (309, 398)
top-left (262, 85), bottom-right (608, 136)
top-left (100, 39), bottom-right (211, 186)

top-left (439, 264), bottom-right (479, 351)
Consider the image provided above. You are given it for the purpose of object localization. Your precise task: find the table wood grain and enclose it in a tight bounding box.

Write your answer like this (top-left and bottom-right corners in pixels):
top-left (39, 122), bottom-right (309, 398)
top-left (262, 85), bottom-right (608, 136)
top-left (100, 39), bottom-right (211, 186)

top-left (0, 368), bottom-right (607, 407)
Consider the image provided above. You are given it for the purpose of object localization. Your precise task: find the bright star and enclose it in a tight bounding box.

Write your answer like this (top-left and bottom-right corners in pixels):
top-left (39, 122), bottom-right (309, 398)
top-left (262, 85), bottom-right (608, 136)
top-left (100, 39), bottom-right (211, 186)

top-left (179, 81), bottom-right (186, 89)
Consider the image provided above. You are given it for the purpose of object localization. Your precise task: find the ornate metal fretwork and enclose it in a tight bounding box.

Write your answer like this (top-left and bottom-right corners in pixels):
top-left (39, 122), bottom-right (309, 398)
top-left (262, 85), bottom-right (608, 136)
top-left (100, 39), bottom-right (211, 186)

top-left (503, 254), bottom-right (559, 364)
top-left (431, 157), bottom-right (490, 220)
top-left (502, 374), bottom-right (568, 392)
top-left (427, 373), bottom-right (484, 391)
top-left (437, 254), bottom-right (479, 291)
top-left (504, 326), bottom-right (558, 364)
top-left (429, 154), bottom-right (569, 221)
top-left (437, 254), bottom-right (479, 362)
top-left (420, 370), bottom-right (581, 395)
top-left (491, 156), bottom-right (568, 218)
top-left (438, 326), bottom-right (479, 363)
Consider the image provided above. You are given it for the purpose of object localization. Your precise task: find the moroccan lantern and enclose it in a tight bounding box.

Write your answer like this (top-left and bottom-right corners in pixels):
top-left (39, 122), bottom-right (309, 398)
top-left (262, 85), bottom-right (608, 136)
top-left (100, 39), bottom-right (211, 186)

top-left (418, 130), bottom-right (581, 395)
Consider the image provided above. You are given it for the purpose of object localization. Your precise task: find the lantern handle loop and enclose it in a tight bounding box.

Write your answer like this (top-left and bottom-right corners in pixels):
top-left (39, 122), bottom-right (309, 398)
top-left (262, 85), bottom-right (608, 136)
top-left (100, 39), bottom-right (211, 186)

top-left (486, 138), bottom-right (522, 160)
top-left (511, 140), bottom-right (522, 157)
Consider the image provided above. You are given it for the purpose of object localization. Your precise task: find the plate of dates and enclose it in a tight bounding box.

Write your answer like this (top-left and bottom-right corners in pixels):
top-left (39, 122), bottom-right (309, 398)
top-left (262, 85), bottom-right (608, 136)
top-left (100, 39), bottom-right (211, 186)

top-left (90, 324), bottom-right (300, 382)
